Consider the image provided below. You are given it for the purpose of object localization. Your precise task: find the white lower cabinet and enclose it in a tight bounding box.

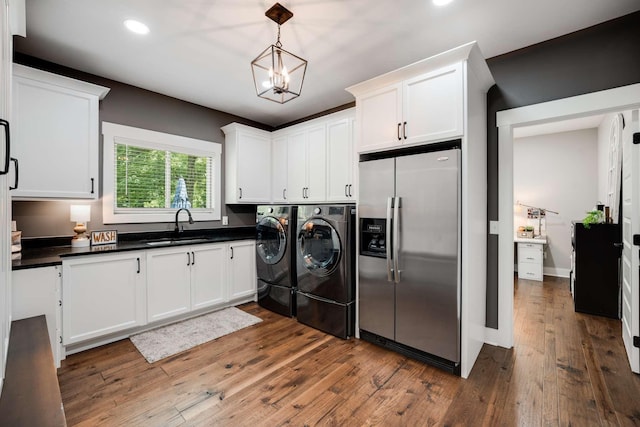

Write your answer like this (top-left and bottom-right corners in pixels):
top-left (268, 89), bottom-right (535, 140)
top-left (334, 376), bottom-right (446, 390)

top-left (62, 251), bottom-right (146, 345)
top-left (146, 243), bottom-right (229, 323)
top-left (59, 240), bottom-right (255, 350)
top-left (517, 242), bottom-right (544, 281)
top-left (191, 244), bottom-right (227, 310)
top-left (12, 266), bottom-right (63, 366)
top-left (146, 247), bottom-right (192, 322)
top-left (228, 240), bottom-right (256, 302)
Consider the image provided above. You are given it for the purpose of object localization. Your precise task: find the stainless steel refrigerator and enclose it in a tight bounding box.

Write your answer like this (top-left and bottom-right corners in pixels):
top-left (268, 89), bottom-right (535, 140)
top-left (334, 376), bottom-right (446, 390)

top-left (358, 147), bottom-right (461, 374)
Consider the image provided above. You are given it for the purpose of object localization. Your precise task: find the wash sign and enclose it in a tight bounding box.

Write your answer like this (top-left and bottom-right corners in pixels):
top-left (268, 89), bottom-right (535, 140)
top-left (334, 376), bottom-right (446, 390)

top-left (91, 230), bottom-right (117, 246)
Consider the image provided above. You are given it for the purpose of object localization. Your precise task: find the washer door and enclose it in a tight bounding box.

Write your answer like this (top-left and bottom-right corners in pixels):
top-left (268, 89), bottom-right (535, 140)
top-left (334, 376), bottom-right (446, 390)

top-left (256, 216), bottom-right (287, 265)
top-left (298, 218), bottom-right (341, 276)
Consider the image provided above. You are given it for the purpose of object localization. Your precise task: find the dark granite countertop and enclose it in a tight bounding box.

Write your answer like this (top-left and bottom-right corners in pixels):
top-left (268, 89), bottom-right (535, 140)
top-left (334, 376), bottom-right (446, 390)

top-left (12, 226), bottom-right (256, 271)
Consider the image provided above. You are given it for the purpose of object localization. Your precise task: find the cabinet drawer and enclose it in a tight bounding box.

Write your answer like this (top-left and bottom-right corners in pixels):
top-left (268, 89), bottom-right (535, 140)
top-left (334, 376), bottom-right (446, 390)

top-left (518, 262), bottom-right (543, 281)
top-left (518, 247), bottom-right (542, 264)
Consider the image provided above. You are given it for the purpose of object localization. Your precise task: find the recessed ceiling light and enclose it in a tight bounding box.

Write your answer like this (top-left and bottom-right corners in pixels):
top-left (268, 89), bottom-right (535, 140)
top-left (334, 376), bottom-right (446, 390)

top-left (433, 0), bottom-right (453, 5)
top-left (124, 19), bottom-right (149, 35)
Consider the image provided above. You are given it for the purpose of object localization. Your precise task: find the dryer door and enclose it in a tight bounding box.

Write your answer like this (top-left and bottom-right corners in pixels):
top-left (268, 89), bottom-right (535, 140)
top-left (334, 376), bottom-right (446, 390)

top-left (298, 218), bottom-right (342, 277)
top-left (256, 216), bottom-right (287, 265)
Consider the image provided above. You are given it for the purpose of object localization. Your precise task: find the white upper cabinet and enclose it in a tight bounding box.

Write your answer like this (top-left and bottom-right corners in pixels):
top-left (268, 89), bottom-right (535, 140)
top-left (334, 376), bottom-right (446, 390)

top-left (286, 124), bottom-right (327, 203)
top-left (224, 108), bottom-right (354, 206)
top-left (348, 49), bottom-right (474, 153)
top-left (402, 63), bottom-right (463, 145)
top-left (12, 64), bottom-right (109, 199)
top-left (356, 83), bottom-right (402, 152)
top-left (326, 117), bottom-right (355, 202)
top-left (271, 135), bottom-right (288, 203)
top-left (221, 123), bottom-right (272, 204)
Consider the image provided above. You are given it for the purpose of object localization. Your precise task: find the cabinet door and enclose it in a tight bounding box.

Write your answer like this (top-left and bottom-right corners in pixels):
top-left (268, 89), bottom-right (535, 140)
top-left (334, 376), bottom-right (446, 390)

top-left (356, 83), bottom-right (402, 153)
top-left (326, 118), bottom-right (353, 202)
top-left (403, 62), bottom-right (464, 145)
top-left (236, 131), bottom-right (271, 203)
top-left (228, 241), bottom-right (256, 302)
top-left (63, 252), bottom-right (145, 345)
top-left (146, 248), bottom-right (191, 322)
top-left (287, 131), bottom-right (307, 202)
top-left (271, 135), bottom-right (288, 203)
top-left (12, 67), bottom-right (104, 199)
top-left (12, 266), bottom-right (63, 366)
top-left (191, 244), bottom-right (227, 310)
top-left (305, 125), bottom-right (327, 202)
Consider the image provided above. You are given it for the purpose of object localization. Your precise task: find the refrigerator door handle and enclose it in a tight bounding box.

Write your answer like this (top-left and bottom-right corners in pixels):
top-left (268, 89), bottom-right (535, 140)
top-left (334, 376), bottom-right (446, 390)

top-left (386, 196), bottom-right (394, 282)
top-left (393, 196), bottom-right (401, 283)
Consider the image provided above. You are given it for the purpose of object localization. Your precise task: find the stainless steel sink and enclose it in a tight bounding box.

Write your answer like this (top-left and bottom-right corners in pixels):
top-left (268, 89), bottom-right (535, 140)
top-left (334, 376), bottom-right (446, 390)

top-left (145, 238), bottom-right (210, 246)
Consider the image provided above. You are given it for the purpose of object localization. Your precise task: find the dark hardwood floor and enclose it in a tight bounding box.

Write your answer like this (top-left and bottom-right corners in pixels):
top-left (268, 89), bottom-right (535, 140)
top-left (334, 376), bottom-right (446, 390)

top-left (58, 276), bottom-right (640, 426)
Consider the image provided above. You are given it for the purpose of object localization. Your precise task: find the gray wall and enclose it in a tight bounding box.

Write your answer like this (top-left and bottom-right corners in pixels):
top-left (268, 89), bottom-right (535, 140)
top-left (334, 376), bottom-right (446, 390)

top-left (12, 53), bottom-right (269, 238)
top-left (484, 11), bottom-right (640, 328)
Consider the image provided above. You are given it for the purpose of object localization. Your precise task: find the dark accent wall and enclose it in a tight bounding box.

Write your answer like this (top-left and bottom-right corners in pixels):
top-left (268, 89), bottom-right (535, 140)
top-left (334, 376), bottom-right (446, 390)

top-left (484, 11), bottom-right (640, 328)
top-left (11, 53), bottom-right (271, 238)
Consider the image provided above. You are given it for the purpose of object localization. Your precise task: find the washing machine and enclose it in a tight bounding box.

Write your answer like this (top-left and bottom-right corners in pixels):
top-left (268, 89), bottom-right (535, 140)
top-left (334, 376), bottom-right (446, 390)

top-left (256, 205), bottom-right (297, 317)
top-left (296, 204), bottom-right (356, 338)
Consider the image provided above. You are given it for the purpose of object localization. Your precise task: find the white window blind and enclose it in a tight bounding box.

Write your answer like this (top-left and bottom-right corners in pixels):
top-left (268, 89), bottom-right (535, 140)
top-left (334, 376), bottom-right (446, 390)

top-left (114, 142), bottom-right (212, 210)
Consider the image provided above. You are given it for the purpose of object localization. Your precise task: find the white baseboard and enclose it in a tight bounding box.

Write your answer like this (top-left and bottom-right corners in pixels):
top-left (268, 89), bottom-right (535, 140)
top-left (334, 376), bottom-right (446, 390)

top-left (543, 267), bottom-right (570, 278)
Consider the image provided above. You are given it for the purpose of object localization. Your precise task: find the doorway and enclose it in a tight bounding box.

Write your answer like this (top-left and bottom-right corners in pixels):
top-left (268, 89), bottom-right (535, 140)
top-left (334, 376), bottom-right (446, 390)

top-left (494, 83), bottom-right (640, 368)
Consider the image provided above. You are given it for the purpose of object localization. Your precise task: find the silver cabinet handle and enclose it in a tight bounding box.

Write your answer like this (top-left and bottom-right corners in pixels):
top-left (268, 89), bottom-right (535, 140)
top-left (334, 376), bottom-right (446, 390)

top-left (386, 197), bottom-right (393, 282)
top-left (283, 188), bottom-right (287, 200)
top-left (393, 196), bottom-right (401, 283)
top-left (345, 185), bottom-right (349, 197)
top-left (348, 184), bottom-right (352, 197)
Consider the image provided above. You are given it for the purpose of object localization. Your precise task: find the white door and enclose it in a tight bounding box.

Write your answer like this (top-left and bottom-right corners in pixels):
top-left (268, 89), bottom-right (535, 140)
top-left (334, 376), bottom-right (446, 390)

top-left (63, 253), bottom-right (146, 344)
top-left (356, 83), bottom-right (402, 153)
top-left (287, 131), bottom-right (307, 202)
top-left (305, 125), bottom-right (327, 202)
top-left (236, 131), bottom-right (271, 203)
top-left (146, 247), bottom-right (191, 322)
top-left (403, 62), bottom-right (464, 146)
top-left (622, 109), bottom-right (640, 373)
top-left (228, 241), bottom-right (256, 302)
top-left (191, 244), bottom-right (226, 310)
top-left (326, 118), bottom-right (353, 202)
top-left (271, 135), bottom-right (288, 203)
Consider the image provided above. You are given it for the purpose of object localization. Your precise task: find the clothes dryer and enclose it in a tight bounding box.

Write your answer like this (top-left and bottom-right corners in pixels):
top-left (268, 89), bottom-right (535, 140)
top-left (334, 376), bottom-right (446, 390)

top-left (256, 205), bottom-right (297, 317)
top-left (296, 204), bottom-right (356, 338)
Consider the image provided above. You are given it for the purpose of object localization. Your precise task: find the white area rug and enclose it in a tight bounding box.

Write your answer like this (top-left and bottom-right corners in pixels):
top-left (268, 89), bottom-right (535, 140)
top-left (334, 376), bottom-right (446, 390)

top-left (130, 307), bottom-right (262, 363)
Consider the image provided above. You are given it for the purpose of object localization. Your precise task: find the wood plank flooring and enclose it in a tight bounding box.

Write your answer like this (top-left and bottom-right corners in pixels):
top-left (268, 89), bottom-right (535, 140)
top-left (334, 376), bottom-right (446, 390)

top-left (58, 276), bottom-right (640, 426)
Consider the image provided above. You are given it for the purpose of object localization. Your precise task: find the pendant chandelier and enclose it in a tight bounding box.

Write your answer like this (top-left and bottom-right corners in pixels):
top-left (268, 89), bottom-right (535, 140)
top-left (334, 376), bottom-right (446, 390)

top-left (251, 3), bottom-right (307, 104)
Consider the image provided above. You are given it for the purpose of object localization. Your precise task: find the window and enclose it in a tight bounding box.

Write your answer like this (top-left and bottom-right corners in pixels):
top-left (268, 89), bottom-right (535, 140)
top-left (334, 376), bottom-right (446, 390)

top-left (102, 122), bottom-right (221, 223)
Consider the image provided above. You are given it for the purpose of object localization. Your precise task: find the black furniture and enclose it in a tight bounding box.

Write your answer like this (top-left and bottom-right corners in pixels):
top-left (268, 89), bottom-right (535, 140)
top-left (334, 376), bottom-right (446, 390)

top-left (571, 221), bottom-right (621, 319)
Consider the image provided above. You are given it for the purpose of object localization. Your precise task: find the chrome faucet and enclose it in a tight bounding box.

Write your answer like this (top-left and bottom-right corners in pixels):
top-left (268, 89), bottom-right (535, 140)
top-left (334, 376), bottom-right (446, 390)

top-left (175, 208), bottom-right (194, 233)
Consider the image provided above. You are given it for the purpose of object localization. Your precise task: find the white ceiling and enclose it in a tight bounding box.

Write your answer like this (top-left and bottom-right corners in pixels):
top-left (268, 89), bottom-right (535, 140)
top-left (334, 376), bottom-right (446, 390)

top-left (14, 0), bottom-right (640, 127)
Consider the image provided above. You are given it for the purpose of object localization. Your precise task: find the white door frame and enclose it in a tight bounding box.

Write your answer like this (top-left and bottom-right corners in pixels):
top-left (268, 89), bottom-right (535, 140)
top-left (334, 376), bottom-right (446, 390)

top-left (492, 83), bottom-right (640, 349)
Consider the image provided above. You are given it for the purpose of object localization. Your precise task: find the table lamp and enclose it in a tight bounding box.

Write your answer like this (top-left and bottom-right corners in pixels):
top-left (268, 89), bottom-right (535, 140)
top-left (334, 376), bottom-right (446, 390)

top-left (70, 205), bottom-right (91, 247)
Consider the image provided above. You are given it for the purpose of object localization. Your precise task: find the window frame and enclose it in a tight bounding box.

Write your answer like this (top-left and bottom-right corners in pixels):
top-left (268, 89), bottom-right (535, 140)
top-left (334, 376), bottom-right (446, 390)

top-left (102, 122), bottom-right (221, 224)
